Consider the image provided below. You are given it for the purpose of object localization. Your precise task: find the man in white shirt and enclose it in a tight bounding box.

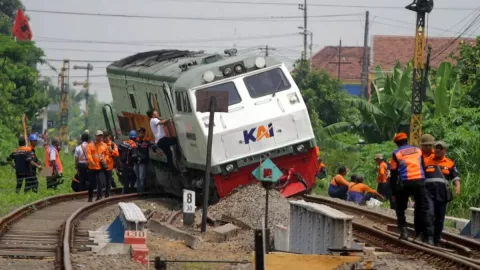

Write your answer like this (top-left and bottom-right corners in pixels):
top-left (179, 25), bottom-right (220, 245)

top-left (147, 109), bottom-right (179, 173)
top-left (74, 133), bottom-right (90, 191)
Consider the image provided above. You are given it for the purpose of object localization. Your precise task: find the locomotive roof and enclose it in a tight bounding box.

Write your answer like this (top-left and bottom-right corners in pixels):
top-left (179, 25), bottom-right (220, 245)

top-left (106, 49), bottom-right (283, 90)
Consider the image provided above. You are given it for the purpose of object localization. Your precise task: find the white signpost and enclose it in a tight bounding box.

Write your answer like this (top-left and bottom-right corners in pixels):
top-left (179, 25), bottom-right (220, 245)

top-left (183, 189), bottom-right (195, 225)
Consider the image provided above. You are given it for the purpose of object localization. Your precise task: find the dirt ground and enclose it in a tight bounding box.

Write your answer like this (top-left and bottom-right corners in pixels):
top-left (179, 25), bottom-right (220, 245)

top-left (0, 258), bottom-right (55, 270)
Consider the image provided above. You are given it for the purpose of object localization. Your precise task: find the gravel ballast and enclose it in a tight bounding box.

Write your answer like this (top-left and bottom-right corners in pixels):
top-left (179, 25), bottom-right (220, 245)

top-left (209, 184), bottom-right (291, 232)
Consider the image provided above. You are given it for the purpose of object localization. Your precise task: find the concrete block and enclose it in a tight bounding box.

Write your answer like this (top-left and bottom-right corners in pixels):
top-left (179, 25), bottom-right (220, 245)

top-left (107, 216), bottom-right (125, 243)
top-left (363, 247), bottom-right (376, 256)
top-left (97, 243), bottom-right (131, 255)
top-left (147, 219), bottom-right (199, 249)
top-left (470, 207), bottom-right (480, 237)
top-left (445, 216), bottom-right (470, 230)
top-left (131, 244), bottom-right (149, 266)
top-left (213, 223), bottom-right (240, 243)
top-left (124, 230), bottom-right (147, 245)
top-left (288, 200), bottom-right (353, 255)
top-left (274, 225), bottom-right (290, 252)
top-left (405, 208), bottom-right (414, 217)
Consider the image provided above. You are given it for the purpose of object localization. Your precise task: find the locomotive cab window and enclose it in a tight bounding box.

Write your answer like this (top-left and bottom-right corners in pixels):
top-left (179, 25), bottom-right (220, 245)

top-left (195, 81), bottom-right (241, 106)
top-left (174, 91), bottom-right (192, 113)
top-left (128, 93), bottom-right (137, 109)
top-left (243, 68), bottom-right (291, 98)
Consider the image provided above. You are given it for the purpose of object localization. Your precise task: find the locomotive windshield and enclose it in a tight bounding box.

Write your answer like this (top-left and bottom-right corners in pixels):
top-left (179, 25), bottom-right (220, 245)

top-left (195, 81), bottom-right (242, 106)
top-left (243, 68), bottom-right (291, 98)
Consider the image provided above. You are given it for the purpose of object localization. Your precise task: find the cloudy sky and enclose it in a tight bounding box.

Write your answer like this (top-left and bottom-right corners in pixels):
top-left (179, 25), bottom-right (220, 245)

top-left (24, 0), bottom-right (479, 102)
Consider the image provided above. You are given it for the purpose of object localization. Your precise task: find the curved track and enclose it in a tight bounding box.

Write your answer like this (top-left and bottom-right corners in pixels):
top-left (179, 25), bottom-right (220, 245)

top-left (302, 194), bottom-right (480, 269)
top-left (0, 188), bottom-right (124, 269)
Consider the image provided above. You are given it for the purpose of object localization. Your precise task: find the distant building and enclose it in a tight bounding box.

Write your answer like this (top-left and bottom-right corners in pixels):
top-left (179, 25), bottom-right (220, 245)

top-left (31, 104), bottom-right (60, 134)
top-left (311, 35), bottom-right (476, 97)
top-left (311, 46), bottom-right (367, 97)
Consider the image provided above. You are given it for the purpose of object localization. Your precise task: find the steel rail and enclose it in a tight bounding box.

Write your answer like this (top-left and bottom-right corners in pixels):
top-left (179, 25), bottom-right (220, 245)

top-left (353, 222), bottom-right (480, 269)
top-left (303, 194), bottom-right (480, 256)
top-left (63, 191), bottom-right (180, 270)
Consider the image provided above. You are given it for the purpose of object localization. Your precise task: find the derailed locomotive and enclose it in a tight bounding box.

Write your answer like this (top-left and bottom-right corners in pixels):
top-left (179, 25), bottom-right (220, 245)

top-left (104, 49), bottom-right (318, 202)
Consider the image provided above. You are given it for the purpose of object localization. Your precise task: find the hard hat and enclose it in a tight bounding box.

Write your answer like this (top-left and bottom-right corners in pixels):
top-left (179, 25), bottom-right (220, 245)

top-left (434, 140), bottom-right (447, 148)
top-left (374, 154), bottom-right (383, 160)
top-left (29, 133), bottom-right (38, 141)
top-left (393, 132), bottom-right (408, 142)
top-left (420, 134), bottom-right (435, 145)
top-left (129, 130), bottom-right (137, 139)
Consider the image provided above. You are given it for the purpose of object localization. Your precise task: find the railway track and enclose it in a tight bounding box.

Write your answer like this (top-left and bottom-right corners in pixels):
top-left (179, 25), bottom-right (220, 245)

top-left (302, 194), bottom-right (480, 269)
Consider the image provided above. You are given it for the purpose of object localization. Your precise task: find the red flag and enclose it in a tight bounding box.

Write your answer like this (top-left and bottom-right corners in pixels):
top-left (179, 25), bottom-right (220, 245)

top-left (12, 9), bottom-right (32, 41)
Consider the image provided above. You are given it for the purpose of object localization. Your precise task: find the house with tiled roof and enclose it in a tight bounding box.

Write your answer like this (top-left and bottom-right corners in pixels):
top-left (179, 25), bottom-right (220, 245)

top-left (311, 35), bottom-right (476, 96)
top-left (311, 46), bottom-right (368, 96)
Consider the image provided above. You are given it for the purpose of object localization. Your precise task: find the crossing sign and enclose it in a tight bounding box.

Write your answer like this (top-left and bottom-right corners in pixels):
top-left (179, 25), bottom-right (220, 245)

top-left (252, 158), bottom-right (282, 183)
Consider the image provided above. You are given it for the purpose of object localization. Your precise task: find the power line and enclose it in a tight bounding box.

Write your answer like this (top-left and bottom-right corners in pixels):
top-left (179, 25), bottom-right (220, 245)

top-left (157, 0), bottom-right (477, 11)
top-left (26, 9), bottom-right (360, 21)
top-left (34, 33), bottom-right (300, 46)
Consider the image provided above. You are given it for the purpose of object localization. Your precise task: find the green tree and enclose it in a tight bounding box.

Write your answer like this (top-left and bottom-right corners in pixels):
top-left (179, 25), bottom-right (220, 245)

top-left (0, 0), bottom-right (24, 35)
top-left (0, 34), bottom-right (49, 131)
top-left (452, 37), bottom-right (480, 108)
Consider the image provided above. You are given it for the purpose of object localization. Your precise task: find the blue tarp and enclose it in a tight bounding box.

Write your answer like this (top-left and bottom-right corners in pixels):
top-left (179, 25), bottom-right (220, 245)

top-left (343, 84), bottom-right (362, 96)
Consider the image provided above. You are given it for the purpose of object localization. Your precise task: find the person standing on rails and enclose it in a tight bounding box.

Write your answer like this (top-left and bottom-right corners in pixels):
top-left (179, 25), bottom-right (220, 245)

top-left (421, 134), bottom-right (435, 159)
top-left (134, 127), bottom-right (157, 193)
top-left (86, 130), bottom-right (109, 202)
top-left (424, 141), bottom-right (461, 246)
top-left (45, 138), bottom-right (64, 190)
top-left (8, 137), bottom-right (42, 193)
top-left (27, 133), bottom-right (41, 193)
top-left (103, 131), bottom-right (119, 189)
top-left (327, 166), bottom-right (350, 200)
top-left (74, 133), bottom-right (90, 191)
top-left (147, 109), bottom-right (179, 174)
top-left (118, 130), bottom-right (138, 194)
top-left (390, 132), bottom-right (434, 244)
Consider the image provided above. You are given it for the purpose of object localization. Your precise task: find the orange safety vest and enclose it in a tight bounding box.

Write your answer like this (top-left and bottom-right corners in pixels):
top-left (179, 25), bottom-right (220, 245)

top-left (45, 145), bottom-right (63, 174)
top-left (87, 141), bottom-right (108, 171)
top-left (377, 161), bottom-right (388, 184)
top-left (390, 145), bottom-right (424, 181)
top-left (104, 140), bottom-right (119, 171)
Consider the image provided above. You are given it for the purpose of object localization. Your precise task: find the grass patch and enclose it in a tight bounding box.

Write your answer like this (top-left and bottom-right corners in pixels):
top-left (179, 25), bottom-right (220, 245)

top-left (0, 147), bottom-right (76, 216)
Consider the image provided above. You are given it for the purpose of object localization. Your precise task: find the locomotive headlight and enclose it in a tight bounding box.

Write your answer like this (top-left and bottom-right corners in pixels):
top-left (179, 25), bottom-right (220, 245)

top-left (287, 93), bottom-right (299, 104)
top-left (296, 144), bottom-right (305, 152)
top-left (203, 71), bottom-right (215, 83)
top-left (255, 57), bottom-right (266, 69)
top-left (234, 64), bottom-right (245, 74)
top-left (223, 67), bottom-right (233, 77)
top-left (225, 164), bottom-right (234, 172)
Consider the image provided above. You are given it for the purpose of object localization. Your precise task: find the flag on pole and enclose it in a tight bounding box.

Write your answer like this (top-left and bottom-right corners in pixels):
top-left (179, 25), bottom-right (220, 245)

top-left (12, 9), bottom-right (32, 41)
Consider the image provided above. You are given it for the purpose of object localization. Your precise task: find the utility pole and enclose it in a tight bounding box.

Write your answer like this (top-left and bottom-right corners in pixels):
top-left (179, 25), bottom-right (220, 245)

top-left (58, 59), bottom-right (70, 153)
top-left (361, 11), bottom-right (370, 99)
top-left (73, 63), bottom-right (93, 131)
top-left (260, 45), bottom-right (276, 57)
top-left (329, 39), bottom-right (351, 82)
top-left (298, 1), bottom-right (307, 63)
top-left (309, 32), bottom-right (313, 69)
top-left (338, 39), bottom-right (342, 80)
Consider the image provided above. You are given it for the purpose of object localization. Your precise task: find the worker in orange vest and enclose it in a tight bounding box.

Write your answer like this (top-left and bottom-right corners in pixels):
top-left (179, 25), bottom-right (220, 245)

top-left (8, 137), bottom-right (42, 193)
top-left (103, 130), bottom-right (119, 189)
top-left (86, 130), bottom-right (109, 202)
top-left (45, 138), bottom-right (64, 190)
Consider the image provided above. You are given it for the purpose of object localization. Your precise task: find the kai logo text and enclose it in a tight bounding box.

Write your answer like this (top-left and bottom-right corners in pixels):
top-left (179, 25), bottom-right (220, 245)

top-left (243, 123), bottom-right (274, 144)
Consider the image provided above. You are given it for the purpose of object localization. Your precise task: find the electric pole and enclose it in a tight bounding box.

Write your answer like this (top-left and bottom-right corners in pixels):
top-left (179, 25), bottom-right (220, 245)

top-left (338, 39), bottom-right (342, 80)
top-left (298, 1), bottom-right (307, 63)
top-left (329, 39), bottom-right (351, 81)
top-left (73, 63), bottom-right (93, 131)
top-left (58, 60), bottom-right (70, 153)
top-left (309, 32), bottom-right (313, 69)
top-left (361, 11), bottom-right (370, 99)
top-left (260, 45), bottom-right (276, 57)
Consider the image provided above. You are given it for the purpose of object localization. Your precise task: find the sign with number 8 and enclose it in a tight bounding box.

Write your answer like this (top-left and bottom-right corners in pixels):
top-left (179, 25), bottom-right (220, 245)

top-left (183, 189), bottom-right (195, 214)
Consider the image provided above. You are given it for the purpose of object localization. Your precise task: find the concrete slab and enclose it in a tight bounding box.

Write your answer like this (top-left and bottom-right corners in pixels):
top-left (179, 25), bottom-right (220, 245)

top-left (147, 219), bottom-right (199, 249)
top-left (363, 247), bottom-right (376, 256)
top-left (274, 225), bottom-right (289, 252)
top-left (445, 216), bottom-right (469, 230)
top-left (97, 243), bottom-right (131, 255)
top-left (213, 223), bottom-right (240, 243)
